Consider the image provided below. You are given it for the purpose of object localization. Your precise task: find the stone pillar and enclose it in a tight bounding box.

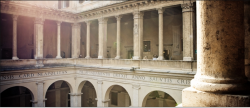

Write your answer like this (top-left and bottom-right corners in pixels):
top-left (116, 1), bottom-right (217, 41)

top-left (34, 18), bottom-right (44, 59)
top-left (30, 100), bottom-right (38, 107)
top-left (157, 8), bottom-right (165, 60)
top-left (96, 80), bottom-right (103, 107)
top-left (98, 18), bottom-right (108, 59)
top-left (133, 11), bottom-right (144, 60)
top-left (115, 15), bottom-right (122, 59)
top-left (182, 3), bottom-right (195, 61)
top-left (182, 1), bottom-right (250, 107)
top-left (131, 84), bottom-right (140, 107)
top-left (12, 15), bottom-right (19, 60)
top-left (69, 93), bottom-right (82, 107)
top-left (85, 21), bottom-right (92, 59)
top-left (71, 23), bottom-right (81, 58)
top-left (56, 21), bottom-right (62, 58)
top-left (36, 81), bottom-right (45, 107)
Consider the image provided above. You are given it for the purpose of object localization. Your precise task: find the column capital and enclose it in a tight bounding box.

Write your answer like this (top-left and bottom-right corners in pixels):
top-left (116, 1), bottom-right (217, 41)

top-left (36, 81), bottom-right (44, 85)
top-left (85, 20), bottom-right (92, 25)
top-left (69, 93), bottom-right (83, 96)
top-left (34, 18), bottom-right (45, 24)
top-left (115, 15), bottom-right (123, 21)
top-left (97, 80), bottom-right (103, 84)
top-left (181, 3), bottom-right (195, 12)
top-left (132, 84), bottom-right (141, 90)
top-left (133, 11), bottom-right (144, 19)
top-left (98, 17), bottom-right (108, 24)
top-left (71, 23), bottom-right (81, 27)
top-left (156, 8), bottom-right (165, 14)
top-left (56, 21), bottom-right (62, 25)
top-left (12, 15), bottom-right (18, 21)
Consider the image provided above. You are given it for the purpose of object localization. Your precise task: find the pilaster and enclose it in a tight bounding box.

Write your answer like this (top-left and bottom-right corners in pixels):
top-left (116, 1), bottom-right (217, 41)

top-left (36, 81), bottom-right (45, 107)
top-left (98, 18), bottom-right (108, 59)
top-left (131, 84), bottom-right (140, 107)
top-left (69, 93), bottom-right (83, 107)
top-left (71, 23), bottom-right (81, 58)
top-left (97, 80), bottom-right (104, 107)
top-left (34, 18), bottom-right (45, 59)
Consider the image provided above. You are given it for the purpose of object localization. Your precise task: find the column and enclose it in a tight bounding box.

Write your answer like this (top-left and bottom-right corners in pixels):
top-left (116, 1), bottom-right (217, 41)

top-left (85, 21), bottom-right (92, 59)
top-left (56, 21), bottom-right (62, 58)
top-left (69, 93), bottom-right (82, 107)
top-left (182, 3), bottom-right (195, 61)
top-left (34, 18), bottom-right (44, 59)
top-left (115, 15), bottom-right (122, 59)
top-left (71, 23), bottom-right (81, 58)
top-left (131, 84), bottom-right (140, 107)
top-left (133, 11), bottom-right (144, 60)
top-left (36, 81), bottom-right (45, 107)
top-left (157, 8), bottom-right (165, 60)
top-left (98, 18), bottom-right (108, 59)
top-left (96, 80), bottom-right (103, 107)
top-left (12, 15), bottom-right (19, 60)
top-left (182, 1), bottom-right (250, 107)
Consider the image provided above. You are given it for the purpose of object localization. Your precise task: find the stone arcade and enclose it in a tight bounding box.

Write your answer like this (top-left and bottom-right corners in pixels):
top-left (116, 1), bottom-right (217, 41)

top-left (0, 0), bottom-right (250, 107)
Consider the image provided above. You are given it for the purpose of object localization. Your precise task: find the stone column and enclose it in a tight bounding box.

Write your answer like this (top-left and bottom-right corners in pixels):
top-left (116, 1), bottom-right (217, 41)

top-left (56, 21), bottom-right (62, 58)
top-left (69, 93), bottom-right (82, 107)
top-left (133, 11), bottom-right (144, 60)
top-left (96, 80), bottom-right (103, 107)
top-left (34, 18), bottom-right (45, 59)
top-left (85, 21), bottom-right (92, 59)
top-left (182, 1), bottom-right (250, 107)
top-left (71, 23), bottom-right (81, 58)
top-left (131, 84), bottom-right (140, 107)
top-left (157, 8), bottom-right (165, 60)
top-left (12, 15), bottom-right (19, 60)
top-left (115, 15), bottom-right (122, 59)
top-left (98, 18), bottom-right (108, 59)
top-left (182, 3), bottom-right (195, 61)
top-left (36, 81), bottom-right (45, 107)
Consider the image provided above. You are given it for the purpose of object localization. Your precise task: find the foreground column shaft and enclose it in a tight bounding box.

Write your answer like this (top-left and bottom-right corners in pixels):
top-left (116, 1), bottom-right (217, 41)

top-left (98, 18), bottom-right (108, 59)
top-left (71, 23), bottom-right (81, 58)
top-left (85, 21), bottom-right (91, 59)
top-left (115, 15), bottom-right (122, 59)
top-left (182, 1), bottom-right (250, 107)
top-left (12, 15), bottom-right (19, 60)
top-left (133, 11), bottom-right (144, 60)
top-left (157, 8), bottom-right (164, 60)
top-left (56, 21), bottom-right (62, 58)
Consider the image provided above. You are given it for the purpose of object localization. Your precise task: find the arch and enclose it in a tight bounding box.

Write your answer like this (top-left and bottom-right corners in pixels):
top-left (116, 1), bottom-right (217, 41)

top-left (77, 80), bottom-right (97, 94)
top-left (142, 90), bottom-right (177, 107)
top-left (0, 86), bottom-right (34, 107)
top-left (104, 84), bottom-right (132, 107)
top-left (77, 80), bottom-right (97, 107)
top-left (43, 79), bottom-right (73, 99)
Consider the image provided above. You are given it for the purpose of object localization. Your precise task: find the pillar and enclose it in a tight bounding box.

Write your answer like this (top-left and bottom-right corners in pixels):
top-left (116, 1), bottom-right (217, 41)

top-left (85, 21), bottom-right (92, 59)
top-left (36, 81), bottom-right (45, 107)
top-left (12, 15), bottom-right (19, 60)
top-left (56, 21), bottom-right (62, 58)
top-left (157, 8), bottom-right (165, 60)
top-left (182, 3), bottom-right (195, 61)
top-left (96, 80), bottom-right (103, 107)
top-left (131, 84), bottom-right (140, 107)
top-left (71, 23), bottom-right (81, 58)
top-left (182, 1), bottom-right (250, 107)
top-left (98, 18), bottom-right (108, 59)
top-left (69, 93), bottom-right (82, 107)
top-left (133, 11), bottom-right (144, 60)
top-left (115, 15), bottom-right (122, 59)
top-left (34, 18), bottom-right (44, 59)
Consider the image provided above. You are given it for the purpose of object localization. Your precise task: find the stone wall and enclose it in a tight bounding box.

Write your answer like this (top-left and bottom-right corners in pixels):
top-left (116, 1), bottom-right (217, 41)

top-left (44, 20), bottom-right (57, 58)
top-left (245, 1), bottom-right (250, 79)
top-left (61, 22), bottom-right (72, 58)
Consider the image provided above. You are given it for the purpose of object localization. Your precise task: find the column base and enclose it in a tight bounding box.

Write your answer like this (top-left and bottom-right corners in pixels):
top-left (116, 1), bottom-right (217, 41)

top-left (56, 56), bottom-right (62, 59)
top-left (115, 56), bottom-right (120, 59)
top-left (157, 56), bottom-right (164, 60)
top-left (133, 56), bottom-right (140, 60)
top-left (12, 56), bottom-right (19, 60)
top-left (183, 57), bottom-right (193, 61)
top-left (85, 56), bottom-right (91, 59)
top-left (98, 56), bottom-right (104, 59)
top-left (182, 87), bottom-right (250, 107)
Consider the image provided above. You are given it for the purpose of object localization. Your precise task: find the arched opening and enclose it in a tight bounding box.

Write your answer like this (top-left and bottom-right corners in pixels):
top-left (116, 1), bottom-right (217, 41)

top-left (142, 91), bottom-right (177, 107)
top-left (79, 81), bottom-right (97, 107)
top-left (106, 85), bottom-right (131, 107)
top-left (0, 86), bottom-right (34, 107)
top-left (45, 81), bottom-right (71, 107)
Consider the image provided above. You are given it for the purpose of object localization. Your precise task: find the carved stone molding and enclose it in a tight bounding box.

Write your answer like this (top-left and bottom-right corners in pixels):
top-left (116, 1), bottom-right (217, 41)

top-left (69, 93), bottom-right (83, 96)
top-left (12, 15), bottom-right (18, 21)
top-left (97, 80), bottom-right (103, 84)
top-left (36, 81), bottom-right (44, 85)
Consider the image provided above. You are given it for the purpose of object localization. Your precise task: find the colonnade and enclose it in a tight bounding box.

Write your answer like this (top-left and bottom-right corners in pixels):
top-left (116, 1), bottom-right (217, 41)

top-left (10, 3), bottom-right (195, 61)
